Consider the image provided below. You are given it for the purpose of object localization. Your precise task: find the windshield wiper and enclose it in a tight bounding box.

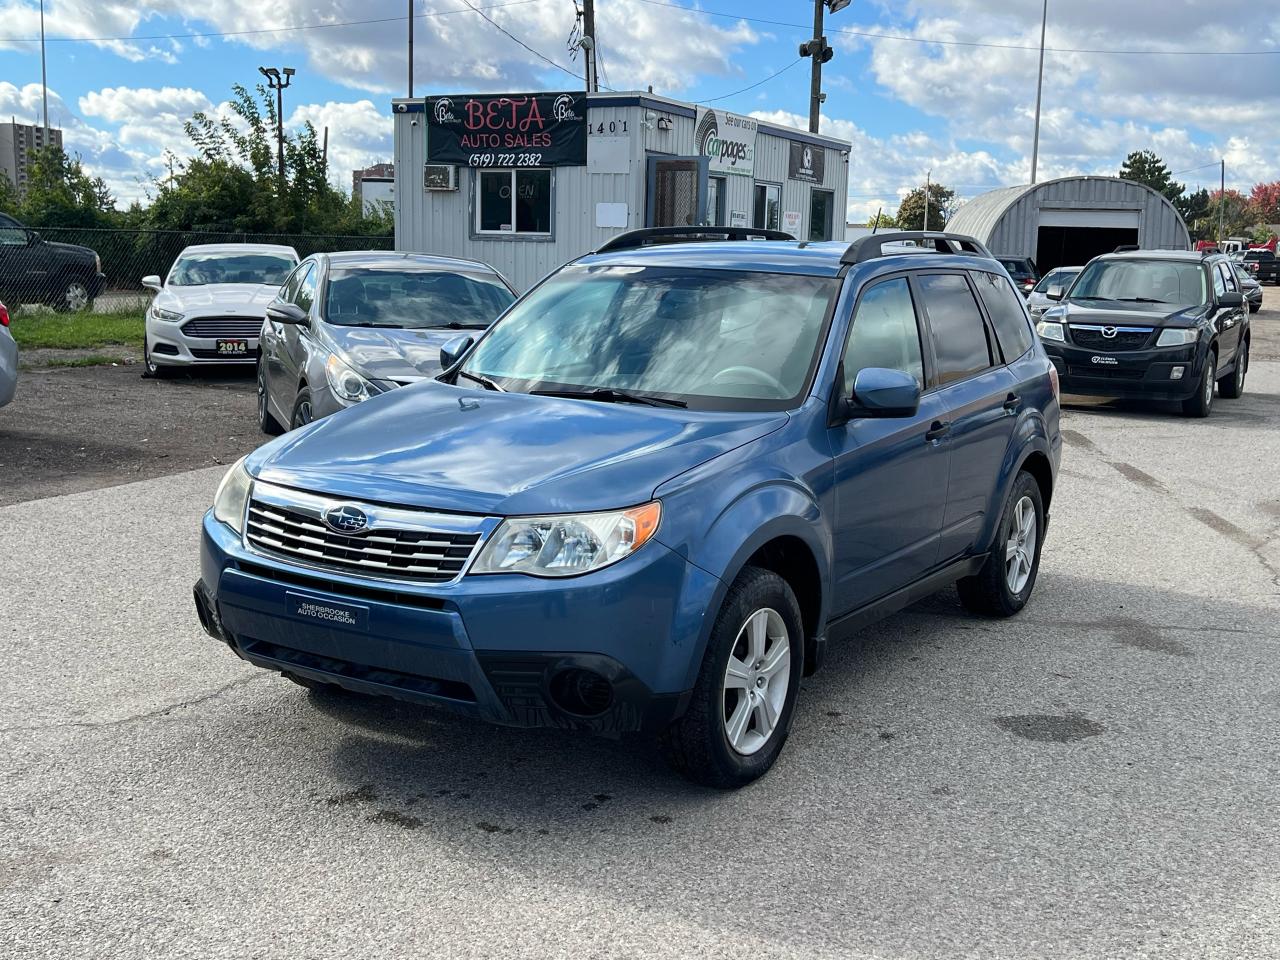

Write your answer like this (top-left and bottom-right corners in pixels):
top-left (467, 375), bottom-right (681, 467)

top-left (1115, 297), bottom-right (1170, 303)
top-left (530, 387), bottom-right (687, 408)
top-left (455, 369), bottom-right (505, 392)
top-left (431, 321), bottom-right (489, 330)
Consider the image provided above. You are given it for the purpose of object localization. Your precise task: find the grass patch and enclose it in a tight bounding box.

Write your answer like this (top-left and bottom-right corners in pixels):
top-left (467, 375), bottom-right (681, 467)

top-left (9, 310), bottom-right (144, 350)
top-left (37, 353), bottom-right (133, 368)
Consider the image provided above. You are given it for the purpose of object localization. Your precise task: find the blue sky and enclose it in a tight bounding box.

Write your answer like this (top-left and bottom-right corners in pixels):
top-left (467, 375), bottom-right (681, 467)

top-left (0, 0), bottom-right (1276, 218)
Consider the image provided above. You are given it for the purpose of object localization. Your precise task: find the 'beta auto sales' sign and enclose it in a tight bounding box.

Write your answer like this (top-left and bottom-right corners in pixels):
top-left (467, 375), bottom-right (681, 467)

top-left (426, 92), bottom-right (587, 168)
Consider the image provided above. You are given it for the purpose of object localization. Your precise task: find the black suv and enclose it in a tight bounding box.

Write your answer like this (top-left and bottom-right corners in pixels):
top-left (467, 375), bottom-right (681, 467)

top-left (998, 256), bottom-right (1040, 297)
top-left (0, 213), bottom-right (106, 312)
top-left (1035, 250), bottom-right (1248, 417)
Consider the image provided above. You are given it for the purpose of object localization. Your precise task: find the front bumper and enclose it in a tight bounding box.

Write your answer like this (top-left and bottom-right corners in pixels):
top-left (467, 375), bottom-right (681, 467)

top-left (195, 511), bottom-right (718, 735)
top-left (147, 316), bottom-right (259, 367)
top-left (87, 272), bottom-right (107, 298)
top-left (1042, 339), bottom-right (1204, 400)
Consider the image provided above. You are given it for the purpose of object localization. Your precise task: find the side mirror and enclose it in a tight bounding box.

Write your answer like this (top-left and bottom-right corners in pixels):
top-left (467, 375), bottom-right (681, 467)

top-left (849, 367), bottom-right (921, 419)
top-left (24, 229), bottom-right (40, 244)
top-left (265, 301), bottom-right (308, 325)
top-left (1046, 285), bottom-right (1065, 301)
top-left (141, 275), bottom-right (163, 292)
top-left (439, 334), bottom-right (475, 370)
top-left (1218, 291), bottom-right (1244, 308)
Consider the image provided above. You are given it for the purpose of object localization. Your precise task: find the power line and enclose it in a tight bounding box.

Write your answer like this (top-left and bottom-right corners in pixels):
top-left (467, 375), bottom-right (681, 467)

top-left (703, 57), bottom-right (803, 103)
top-left (456, 0), bottom-right (587, 83)
top-left (1170, 161), bottom-right (1223, 177)
top-left (0, 0), bottom-right (548, 44)
top-left (634, 0), bottom-right (1280, 57)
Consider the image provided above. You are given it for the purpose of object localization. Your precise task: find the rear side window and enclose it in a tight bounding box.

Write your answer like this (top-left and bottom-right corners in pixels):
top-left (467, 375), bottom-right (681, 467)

top-left (915, 273), bottom-right (994, 386)
top-left (842, 277), bottom-right (925, 395)
top-left (973, 271), bottom-right (1035, 361)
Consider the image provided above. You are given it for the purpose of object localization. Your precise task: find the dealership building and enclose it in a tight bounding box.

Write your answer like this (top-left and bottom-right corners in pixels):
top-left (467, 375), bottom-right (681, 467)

top-left (948, 176), bottom-right (1192, 273)
top-left (390, 91), bottom-right (851, 290)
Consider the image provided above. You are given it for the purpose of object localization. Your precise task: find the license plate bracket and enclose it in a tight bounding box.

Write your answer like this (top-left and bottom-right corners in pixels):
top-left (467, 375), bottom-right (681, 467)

top-left (216, 339), bottom-right (249, 356)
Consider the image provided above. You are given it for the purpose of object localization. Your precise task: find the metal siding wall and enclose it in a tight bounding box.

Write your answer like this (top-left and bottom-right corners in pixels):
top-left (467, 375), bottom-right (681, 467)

top-left (393, 102), bottom-right (854, 288)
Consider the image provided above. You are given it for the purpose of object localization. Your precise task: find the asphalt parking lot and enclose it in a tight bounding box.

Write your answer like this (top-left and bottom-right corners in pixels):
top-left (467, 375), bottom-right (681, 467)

top-left (3, 308), bottom-right (1279, 959)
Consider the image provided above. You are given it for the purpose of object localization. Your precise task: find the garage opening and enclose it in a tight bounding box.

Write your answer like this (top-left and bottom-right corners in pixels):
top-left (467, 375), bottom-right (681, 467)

top-left (1036, 226), bottom-right (1139, 273)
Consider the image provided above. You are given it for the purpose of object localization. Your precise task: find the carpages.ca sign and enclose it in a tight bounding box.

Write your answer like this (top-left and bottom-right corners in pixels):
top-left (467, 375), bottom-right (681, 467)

top-left (695, 107), bottom-right (757, 177)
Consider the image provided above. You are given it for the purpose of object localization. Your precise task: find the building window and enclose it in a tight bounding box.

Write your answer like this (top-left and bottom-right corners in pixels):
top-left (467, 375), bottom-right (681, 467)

top-left (753, 183), bottom-right (780, 231)
top-left (809, 189), bottom-right (834, 242)
top-left (475, 169), bottom-right (552, 236)
top-left (705, 176), bottom-right (727, 226)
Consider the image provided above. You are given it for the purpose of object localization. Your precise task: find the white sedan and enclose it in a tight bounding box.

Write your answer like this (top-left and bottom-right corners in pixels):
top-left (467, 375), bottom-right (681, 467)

top-left (142, 243), bottom-right (299, 377)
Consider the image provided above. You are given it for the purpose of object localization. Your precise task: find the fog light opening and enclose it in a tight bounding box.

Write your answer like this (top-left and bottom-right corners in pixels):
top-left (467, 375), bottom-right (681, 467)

top-left (1171, 366), bottom-right (1185, 380)
top-left (548, 668), bottom-right (614, 718)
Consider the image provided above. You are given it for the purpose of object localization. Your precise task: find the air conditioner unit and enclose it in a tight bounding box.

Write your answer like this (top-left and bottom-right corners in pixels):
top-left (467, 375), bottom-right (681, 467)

top-left (423, 164), bottom-right (457, 191)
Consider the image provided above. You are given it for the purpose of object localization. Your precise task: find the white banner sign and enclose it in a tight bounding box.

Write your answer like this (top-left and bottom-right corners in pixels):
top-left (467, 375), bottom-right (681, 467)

top-left (695, 107), bottom-right (757, 177)
top-left (782, 211), bottom-right (802, 235)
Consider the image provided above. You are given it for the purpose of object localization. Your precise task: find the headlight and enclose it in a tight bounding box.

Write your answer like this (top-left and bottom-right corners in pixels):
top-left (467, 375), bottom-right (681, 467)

top-left (212, 457), bottom-right (252, 535)
top-left (471, 502), bottom-right (661, 577)
top-left (326, 354), bottom-right (371, 403)
top-left (1156, 328), bottom-right (1198, 347)
top-left (94, 254), bottom-right (101, 273)
top-left (1036, 321), bottom-right (1066, 342)
top-left (151, 305), bottom-right (184, 322)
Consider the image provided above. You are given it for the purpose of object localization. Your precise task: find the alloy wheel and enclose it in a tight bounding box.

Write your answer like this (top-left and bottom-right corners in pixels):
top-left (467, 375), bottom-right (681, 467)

top-left (722, 607), bottom-right (791, 756)
top-left (1005, 495), bottom-right (1037, 594)
top-left (1237, 346), bottom-right (1248, 392)
top-left (292, 399), bottom-right (312, 429)
top-left (64, 282), bottom-right (90, 312)
top-left (1203, 363), bottom-right (1215, 410)
top-left (257, 365), bottom-right (269, 421)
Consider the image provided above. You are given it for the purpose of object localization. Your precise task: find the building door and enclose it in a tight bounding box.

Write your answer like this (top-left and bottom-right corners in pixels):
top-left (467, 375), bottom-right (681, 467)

top-left (646, 156), bottom-right (707, 227)
top-left (809, 189), bottom-right (835, 241)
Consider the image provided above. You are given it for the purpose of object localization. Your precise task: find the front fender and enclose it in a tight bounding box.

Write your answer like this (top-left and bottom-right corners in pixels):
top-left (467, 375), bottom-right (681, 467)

top-left (656, 475), bottom-right (831, 691)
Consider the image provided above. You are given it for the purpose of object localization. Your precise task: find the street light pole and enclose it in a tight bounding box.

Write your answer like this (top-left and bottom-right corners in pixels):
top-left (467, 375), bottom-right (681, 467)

top-left (1029, 0), bottom-right (1048, 184)
top-left (258, 66), bottom-right (295, 195)
top-left (800, 0), bottom-right (847, 135)
top-left (39, 0), bottom-right (49, 142)
top-left (408, 0), bottom-right (414, 98)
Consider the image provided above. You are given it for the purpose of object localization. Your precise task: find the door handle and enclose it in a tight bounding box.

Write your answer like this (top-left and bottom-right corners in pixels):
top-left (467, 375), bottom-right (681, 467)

top-left (925, 420), bottom-right (951, 443)
top-left (1003, 392), bottom-right (1021, 414)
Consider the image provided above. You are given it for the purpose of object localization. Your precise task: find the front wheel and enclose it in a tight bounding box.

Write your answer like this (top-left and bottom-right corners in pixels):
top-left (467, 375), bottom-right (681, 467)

top-left (141, 335), bottom-right (173, 379)
top-left (958, 471), bottom-right (1045, 618)
top-left (661, 567), bottom-right (803, 789)
top-left (52, 279), bottom-right (92, 314)
top-left (1218, 341), bottom-right (1247, 399)
top-left (290, 386), bottom-right (315, 430)
top-left (1181, 353), bottom-right (1215, 418)
top-left (257, 360), bottom-right (284, 435)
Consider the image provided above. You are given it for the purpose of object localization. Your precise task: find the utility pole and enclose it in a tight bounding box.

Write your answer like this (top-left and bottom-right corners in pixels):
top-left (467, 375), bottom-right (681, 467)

top-left (1219, 158), bottom-right (1226, 244)
top-left (1030, 0), bottom-right (1048, 184)
top-left (258, 66), bottom-right (295, 195)
top-left (39, 0), bottom-right (49, 142)
top-left (322, 126), bottom-right (329, 171)
top-left (800, 0), bottom-right (846, 134)
top-left (582, 0), bottom-right (598, 93)
top-left (408, 0), bottom-right (414, 97)
top-left (923, 169), bottom-right (931, 232)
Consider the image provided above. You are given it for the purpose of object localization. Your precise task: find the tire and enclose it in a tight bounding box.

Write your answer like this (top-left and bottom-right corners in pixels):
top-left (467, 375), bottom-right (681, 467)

top-left (141, 335), bottom-right (174, 379)
top-left (290, 386), bottom-right (315, 430)
top-left (957, 471), bottom-right (1045, 618)
top-left (52, 279), bottom-right (92, 314)
top-left (257, 360), bottom-right (284, 435)
top-left (1218, 340), bottom-right (1247, 399)
top-left (1181, 352), bottom-right (1215, 418)
top-left (1249, 302), bottom-right (1260, 314)
top-left (660, 566), bottom-right (804, 789)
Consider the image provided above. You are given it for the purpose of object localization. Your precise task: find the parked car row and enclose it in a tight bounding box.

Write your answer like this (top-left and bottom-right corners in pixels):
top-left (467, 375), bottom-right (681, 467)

top-left (0, 212), bottom-right (106, 312)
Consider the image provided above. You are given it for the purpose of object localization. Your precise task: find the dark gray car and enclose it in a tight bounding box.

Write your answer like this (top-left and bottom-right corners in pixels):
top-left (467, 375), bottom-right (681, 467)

top-left (257, 251), bottom-right (516, 432)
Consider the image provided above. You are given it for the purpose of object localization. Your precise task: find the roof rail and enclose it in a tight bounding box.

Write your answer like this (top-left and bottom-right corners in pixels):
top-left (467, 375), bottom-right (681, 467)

top-left (1112, 244), bottom-right (1140, 253)
top-left (595, 226), bottom-right (795, 253)
top-left (841, 230), bottom-right (993, 265)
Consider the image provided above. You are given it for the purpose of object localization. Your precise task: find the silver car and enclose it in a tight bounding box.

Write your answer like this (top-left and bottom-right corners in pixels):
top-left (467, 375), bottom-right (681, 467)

top-left (0, 300), bottom-right (16, 408)
top-left (1026, 266), bottom-right (1082, 319)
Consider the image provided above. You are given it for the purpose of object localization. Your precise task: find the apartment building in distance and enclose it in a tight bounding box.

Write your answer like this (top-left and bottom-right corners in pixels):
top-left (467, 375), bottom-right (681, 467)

top-left (0, 120), bottom-right (63, 197)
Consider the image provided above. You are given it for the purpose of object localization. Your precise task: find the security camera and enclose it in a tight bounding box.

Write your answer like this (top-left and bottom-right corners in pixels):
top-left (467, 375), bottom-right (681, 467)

top-left (645, 111), bottom-right (657, 122)
top-left (396, 103), bottom-right (409, 113)
top-left (410, 118), bottom-right (418, 126)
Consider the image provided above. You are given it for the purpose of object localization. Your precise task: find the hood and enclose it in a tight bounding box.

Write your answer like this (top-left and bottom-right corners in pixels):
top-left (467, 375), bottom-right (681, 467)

top-left (327, 325), bottom-right (464, 382)
top-left (1055, 298), bottom-right (1207, 329)
top-left (249, 381), bottom-right (787, 516)
top-left (44, 240), bottom-right (96, 262)
top-left (156, 283), bottom-right (282, 315)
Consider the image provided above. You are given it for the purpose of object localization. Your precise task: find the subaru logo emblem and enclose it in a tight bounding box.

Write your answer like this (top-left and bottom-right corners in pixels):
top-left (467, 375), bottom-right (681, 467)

top-left (324, 505), bottom-right (368, 534)
top-left (1101, 326), bottom-right (1118, 339)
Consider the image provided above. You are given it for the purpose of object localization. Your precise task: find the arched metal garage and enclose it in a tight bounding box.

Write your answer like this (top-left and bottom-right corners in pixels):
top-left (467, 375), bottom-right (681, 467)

top-left (948, 176), bottom-right (1191, 273)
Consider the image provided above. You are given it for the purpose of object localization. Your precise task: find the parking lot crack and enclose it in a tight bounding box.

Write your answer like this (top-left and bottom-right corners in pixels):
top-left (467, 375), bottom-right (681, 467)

top-left (0, 674), bottom-right (266, 735)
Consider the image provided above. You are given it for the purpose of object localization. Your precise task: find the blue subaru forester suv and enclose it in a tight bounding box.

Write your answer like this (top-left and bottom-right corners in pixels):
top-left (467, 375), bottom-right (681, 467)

top-left (196, 228), bottom-right (1062, 788)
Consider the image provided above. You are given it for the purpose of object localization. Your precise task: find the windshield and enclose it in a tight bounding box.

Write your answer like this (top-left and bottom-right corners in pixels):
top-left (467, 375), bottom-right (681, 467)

top-left (999, 258), bottom-right (1033, 277)
top-left (459, 265), bottom-right (840, 410)
top-left (169, 252), bottom-right (296, 286)
top-left (1070, 259), bottom-right (1207, 306)
top-left (325, 266), bottom-right (513, 329)
top-left (1033, 269), bottom-right (1079, 294)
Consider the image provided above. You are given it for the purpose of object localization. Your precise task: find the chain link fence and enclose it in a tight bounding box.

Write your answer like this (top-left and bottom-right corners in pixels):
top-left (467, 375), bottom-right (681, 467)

top-left (0, 227), bottom-right (394, 313)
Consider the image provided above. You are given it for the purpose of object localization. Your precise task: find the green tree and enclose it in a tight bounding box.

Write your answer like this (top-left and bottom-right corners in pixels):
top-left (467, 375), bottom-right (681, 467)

top-left (1118, 150), bottom-right (1185, 205)
top-left (1207, 189), bottom-right (1259, 239)
top-left (0, 170), bottom-right (18, 216)
top-left (895, 183), bottom-right (956, 231)
top-left (17, 145), bottom-right (117, 227)
top-left (1176, 187), bottom-right (1211, 234)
